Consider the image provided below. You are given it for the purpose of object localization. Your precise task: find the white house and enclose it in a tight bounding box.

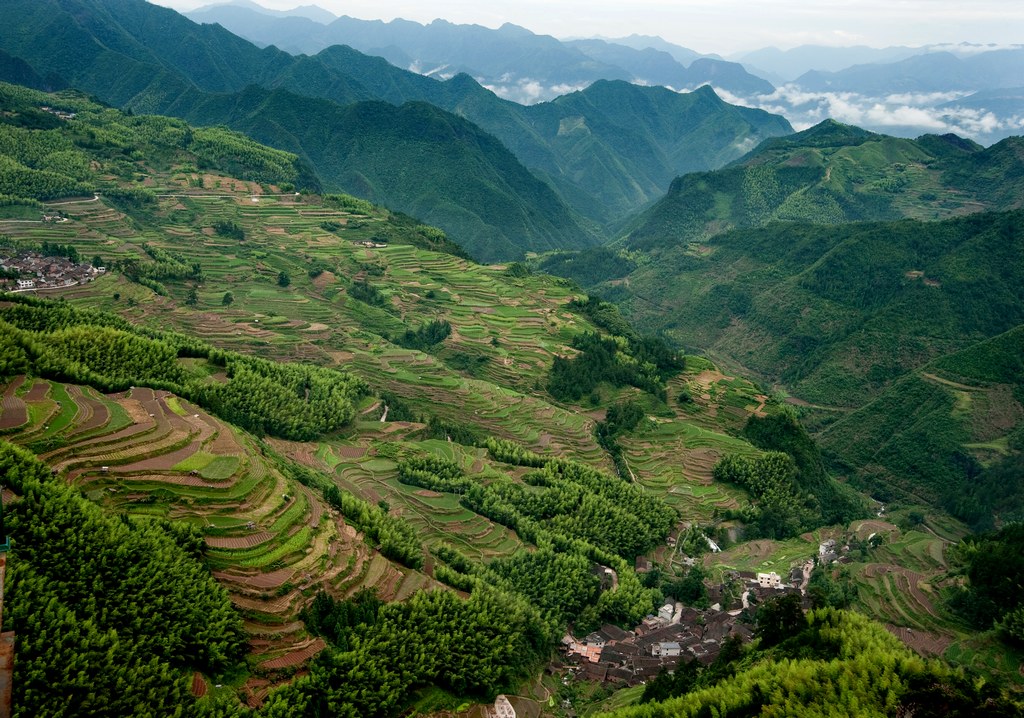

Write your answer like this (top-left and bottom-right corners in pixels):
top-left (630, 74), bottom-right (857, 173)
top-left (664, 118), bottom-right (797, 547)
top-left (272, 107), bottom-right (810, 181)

top-left (652, 641), bottom-right (681, 657)
top-left (757, 572), bottom-right (781, 589)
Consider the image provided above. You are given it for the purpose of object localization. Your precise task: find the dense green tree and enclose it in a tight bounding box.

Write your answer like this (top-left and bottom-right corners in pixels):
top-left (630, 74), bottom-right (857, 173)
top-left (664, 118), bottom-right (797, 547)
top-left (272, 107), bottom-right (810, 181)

top-left (0, 442), bottom-right (245, 717)
top-left (755, 593), bottom-right (805, 648)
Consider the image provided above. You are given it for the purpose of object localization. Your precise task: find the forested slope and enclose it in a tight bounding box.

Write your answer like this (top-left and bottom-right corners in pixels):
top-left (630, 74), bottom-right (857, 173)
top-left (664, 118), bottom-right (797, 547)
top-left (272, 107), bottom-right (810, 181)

top-left (544, 203), bottom-right (1024, 529)
top-left (623, 120), bottom-right (1024, 252)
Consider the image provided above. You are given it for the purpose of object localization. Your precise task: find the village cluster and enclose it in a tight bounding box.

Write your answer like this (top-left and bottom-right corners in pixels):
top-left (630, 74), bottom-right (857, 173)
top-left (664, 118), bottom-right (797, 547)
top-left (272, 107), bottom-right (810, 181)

top-left (0, 251), bottom-right (105, 291)
top-left (559, 537), bottom-right (852, 686)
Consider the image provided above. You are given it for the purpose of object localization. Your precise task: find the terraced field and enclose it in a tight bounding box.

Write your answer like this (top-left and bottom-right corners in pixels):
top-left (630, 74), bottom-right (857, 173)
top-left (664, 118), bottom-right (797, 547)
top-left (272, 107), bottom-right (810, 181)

top-left (6, 171), bottom-right (886, 687)
top-left (0, 375), bottom-right (437, 677)
top-left (5, 183), bottom-right (805, 616)
top-left (621, 419), bottom-right (756, 521)
top-left (274, 437), bottom-right (526, 567)
top-left (22, 182), bottom-right (611, 463)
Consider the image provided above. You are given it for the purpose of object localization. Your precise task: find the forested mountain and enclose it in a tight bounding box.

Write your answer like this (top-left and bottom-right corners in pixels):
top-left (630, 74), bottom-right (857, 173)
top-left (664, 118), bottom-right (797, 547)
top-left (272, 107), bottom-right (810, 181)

top-left (0, 0), bottom-right (793, 256)
top-left (537, 120), bottom-right (1024, 532)
top-left (565, 208), bottom-right (1024, 528)
top-left (170, 86), bottom-right (597, 262)
top-left (819, 324), bottom-right (1024, 529)
top-left (621, 119), bottom-right (1024, 252)
top-left (0, 79), bottom-right (1021, 716)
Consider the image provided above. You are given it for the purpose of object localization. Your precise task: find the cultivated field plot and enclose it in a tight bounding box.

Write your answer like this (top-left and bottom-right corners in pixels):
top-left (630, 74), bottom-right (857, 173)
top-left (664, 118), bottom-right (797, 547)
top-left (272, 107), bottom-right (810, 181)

top-left (669, 366), bottom-right (768, 433)
top-left (0, 375), bottom-right (434, 673)
top-left (705, 535), bottom-right (817, 578)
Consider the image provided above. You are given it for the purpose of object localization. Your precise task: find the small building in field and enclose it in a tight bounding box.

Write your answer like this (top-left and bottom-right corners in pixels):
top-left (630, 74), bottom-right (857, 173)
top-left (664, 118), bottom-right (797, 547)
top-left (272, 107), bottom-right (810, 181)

top-left (652, 641), bottom-right (681, 657)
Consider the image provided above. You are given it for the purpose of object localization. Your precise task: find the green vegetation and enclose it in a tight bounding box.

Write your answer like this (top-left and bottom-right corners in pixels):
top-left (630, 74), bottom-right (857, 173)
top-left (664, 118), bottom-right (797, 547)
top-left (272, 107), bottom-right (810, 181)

top-left (398, 452), bottom-right (670, 626)
top-left (0, 68), bottom-right (1020, 717)
top-left (393, 319), bottom-right (452, 351)
top-left (0, 441), bottom-right (245, 717)
top-left (547, 330), bottom-right (683, 403)
top-left (623, 121), bottom-right (1024, 253)
top-left (265, 587), bottom-right (549, 716)
top-left (948, 523), bottom-right (1024, 646)
top-left (0, 82), bottom-right (313, 202)
top-left (821, 325), bottom-right (1024, 528)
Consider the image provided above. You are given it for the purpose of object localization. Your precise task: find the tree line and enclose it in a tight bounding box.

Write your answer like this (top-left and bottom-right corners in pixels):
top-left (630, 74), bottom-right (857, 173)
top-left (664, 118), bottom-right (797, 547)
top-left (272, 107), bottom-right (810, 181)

top-left (0, 296), bottom-right (366, 441)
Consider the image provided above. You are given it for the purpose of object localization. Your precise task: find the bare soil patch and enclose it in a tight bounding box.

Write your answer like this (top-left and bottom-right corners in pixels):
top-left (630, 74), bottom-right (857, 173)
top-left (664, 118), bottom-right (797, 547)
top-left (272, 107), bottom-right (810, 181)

top-left (0, 378), bottom-right (27, 430)
top-left (190, 673), bottom-right (207, 698)
top-left (885, 624), bottom-right (952, 656)
top-left (69, 390), bottom-right (110, 435)
top-left (311, 271), bottom-right (335, 290)
top-left (259, 639), bottom-right (326, 670)
top-left (850, 520), bottom-right (900, 540)
top-left (207, 532), bottom-right (275, 550)
top-left (683, 448), bottom-right (720, 484)
top-left (337, 445), bottom-right (366, 459)
top-left (228, 567), bottom-right (297, 590)
top-left (23, 380), bottom-right (50, 402)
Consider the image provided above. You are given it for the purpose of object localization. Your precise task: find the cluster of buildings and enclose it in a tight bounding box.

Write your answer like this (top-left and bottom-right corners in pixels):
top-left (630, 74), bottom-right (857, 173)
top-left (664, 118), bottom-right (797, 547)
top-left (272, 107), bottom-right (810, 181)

top-left (39, 106), bottom-right (77, 121)
top-left (561, 568), bottom-right (808, 686)
top-left (0, 252), bottom-right (105, 292)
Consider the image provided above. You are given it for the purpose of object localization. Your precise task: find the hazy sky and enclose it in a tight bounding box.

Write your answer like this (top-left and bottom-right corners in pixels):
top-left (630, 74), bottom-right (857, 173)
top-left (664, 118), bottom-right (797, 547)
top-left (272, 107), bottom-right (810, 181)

top-left (153, 0), bottom-right (1024, 55)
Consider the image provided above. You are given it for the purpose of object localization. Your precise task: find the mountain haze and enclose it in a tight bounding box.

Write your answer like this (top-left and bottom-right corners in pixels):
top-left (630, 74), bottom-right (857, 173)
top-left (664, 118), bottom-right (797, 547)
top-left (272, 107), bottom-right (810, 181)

top-left (187, 2), bottom-right (777, 103)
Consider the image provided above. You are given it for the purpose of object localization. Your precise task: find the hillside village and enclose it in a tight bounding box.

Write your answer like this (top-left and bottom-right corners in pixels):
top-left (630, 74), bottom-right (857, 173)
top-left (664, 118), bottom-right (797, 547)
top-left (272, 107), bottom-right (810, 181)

top-left (558, 532), bottom-right (872, 688)
top-left (561, 567), bottom-right (809, 685)
top-left (0, 250), bottom-right (104, 291)
top-left (0, 0), bottom-right (1021, 709)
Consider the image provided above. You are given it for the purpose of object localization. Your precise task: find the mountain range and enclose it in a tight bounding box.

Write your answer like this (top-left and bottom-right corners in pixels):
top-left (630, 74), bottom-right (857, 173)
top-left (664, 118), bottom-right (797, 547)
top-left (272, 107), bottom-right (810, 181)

top-left (0, 0), bottom-right (793, 259)
top-left (185, 3), bottom-right (1024, 144)
top-left (186, 1), bottom-right (775, 103)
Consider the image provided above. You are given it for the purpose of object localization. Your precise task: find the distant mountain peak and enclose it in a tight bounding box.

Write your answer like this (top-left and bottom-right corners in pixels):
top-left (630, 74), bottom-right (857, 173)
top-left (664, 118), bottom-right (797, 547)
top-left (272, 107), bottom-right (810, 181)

top-left (192, 0), bottom-right (337, 24)
top-left (795, 118), bottom-right (876, 142)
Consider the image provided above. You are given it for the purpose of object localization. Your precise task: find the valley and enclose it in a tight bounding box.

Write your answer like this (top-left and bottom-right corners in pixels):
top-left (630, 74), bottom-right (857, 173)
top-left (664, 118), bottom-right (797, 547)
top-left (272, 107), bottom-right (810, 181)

top-left (0, 1), bottom-right (1022, 715)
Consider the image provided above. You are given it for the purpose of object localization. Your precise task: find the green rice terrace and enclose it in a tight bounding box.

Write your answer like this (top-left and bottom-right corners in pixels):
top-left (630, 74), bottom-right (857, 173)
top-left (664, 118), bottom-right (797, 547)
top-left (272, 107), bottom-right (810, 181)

top-left (0, 155), bottom-right (782, 516)
top-left (3, 83), bottom-right (1021, 715)
top-left (0, 166), bottom-right (795, 696)
top-left (0, 375), bottom-right (444, 700)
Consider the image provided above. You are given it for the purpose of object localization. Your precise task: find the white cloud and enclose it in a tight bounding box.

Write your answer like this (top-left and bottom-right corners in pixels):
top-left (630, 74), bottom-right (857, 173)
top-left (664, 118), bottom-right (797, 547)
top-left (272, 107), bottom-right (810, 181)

top-left (884, 91), bottom-right (969, 106)
top-left (705, 83), bottom-right (1023, 142)
top-left (482, 78), bottom-right (589, 103)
